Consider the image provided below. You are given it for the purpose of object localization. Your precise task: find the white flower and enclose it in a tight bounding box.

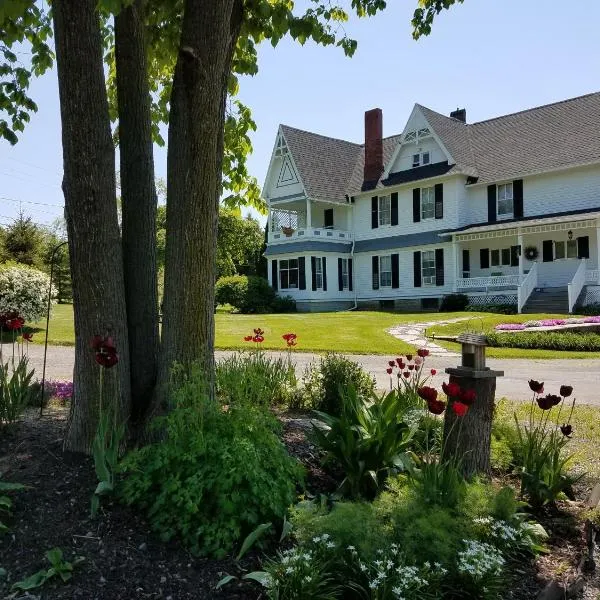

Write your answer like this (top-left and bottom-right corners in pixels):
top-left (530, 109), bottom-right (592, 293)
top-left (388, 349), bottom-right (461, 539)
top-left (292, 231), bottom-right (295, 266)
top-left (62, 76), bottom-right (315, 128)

top-left (312, 536), bottom-right (321, 543)
top-left (285, 567), bottom-right (293, 574)
top-left (359, 562), bottom-right (367, 572)
top-left (0, 265), bottom-right (55, 322)
top-left (369, 580), bottom-right (378, 589)
top-left (326, 541), bottom-right (335, 549)
top-left (347, 545), bottom-right (355, 551)
top-left (303, 575), bottom-right (312, 583)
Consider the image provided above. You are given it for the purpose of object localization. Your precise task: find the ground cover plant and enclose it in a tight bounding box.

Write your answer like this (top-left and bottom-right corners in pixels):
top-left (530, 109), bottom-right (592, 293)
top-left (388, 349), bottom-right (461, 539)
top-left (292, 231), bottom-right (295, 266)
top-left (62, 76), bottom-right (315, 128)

top-left (487, 330), bottom-right (600, 352)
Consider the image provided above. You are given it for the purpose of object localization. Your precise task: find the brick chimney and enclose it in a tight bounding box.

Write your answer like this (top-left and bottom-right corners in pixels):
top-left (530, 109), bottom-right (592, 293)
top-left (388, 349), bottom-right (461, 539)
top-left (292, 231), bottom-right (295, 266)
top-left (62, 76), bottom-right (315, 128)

top-left (364, 108), bottom-right (384, 183)
top-left (450, 108), bottom-right (467, 123)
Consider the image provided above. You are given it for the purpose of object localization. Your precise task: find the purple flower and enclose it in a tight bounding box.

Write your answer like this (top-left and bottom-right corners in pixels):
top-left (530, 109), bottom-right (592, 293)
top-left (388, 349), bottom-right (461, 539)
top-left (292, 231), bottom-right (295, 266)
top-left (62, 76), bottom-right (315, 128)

top-left (495, 323), bottom-right (526, 331)
top-left (583, 316), bottom-right (600, 324)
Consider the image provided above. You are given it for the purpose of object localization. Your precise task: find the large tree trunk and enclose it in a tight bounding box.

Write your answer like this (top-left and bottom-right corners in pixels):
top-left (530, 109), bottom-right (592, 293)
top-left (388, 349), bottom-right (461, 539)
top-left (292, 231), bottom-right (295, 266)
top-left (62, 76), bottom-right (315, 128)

top-left (158, 0), bottom-right (243, 398)
top-left (53, 0), bottom-right (131, 453)
top-left (115, 0), bottom-right (159, 426)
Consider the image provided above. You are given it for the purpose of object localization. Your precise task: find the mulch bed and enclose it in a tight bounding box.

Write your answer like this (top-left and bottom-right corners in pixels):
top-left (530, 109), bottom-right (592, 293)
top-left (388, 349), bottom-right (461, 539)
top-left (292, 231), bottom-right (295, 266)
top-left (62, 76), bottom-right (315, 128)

top-left (1, 405), bottom-right (599, 599)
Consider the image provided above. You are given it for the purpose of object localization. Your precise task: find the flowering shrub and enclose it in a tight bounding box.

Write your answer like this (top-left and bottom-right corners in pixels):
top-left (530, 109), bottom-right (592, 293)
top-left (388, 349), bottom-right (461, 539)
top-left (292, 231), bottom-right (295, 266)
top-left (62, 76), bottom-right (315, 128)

top-left (495, 316), bottom-right (600, 331)
top-left (494, 323), bottom-right (526, 331)
top-left (0, 264), bottom-right (54, 323)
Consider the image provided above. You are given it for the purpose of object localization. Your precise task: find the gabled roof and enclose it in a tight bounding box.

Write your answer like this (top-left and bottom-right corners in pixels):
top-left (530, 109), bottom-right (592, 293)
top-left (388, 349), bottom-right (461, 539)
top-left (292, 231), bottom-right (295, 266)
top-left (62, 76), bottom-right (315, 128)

top-left (274, 92), bottom-right (600, 198)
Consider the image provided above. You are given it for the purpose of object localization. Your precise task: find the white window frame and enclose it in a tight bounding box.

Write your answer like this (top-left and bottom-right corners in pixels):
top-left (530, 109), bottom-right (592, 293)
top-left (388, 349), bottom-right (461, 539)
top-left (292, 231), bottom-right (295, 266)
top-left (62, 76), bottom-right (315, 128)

top-left (341, 258), bottom-right (349, 290)
top-left (378, 195), bottom-right (391, 227)
top-left (314, 257), bottom-right (323, 290)
top-left (566, 239), bottom-right (578, 259)
top-left (279, 258), bottom-right (299, 290)
top-left (412, 151), bottom-right (431, 168)
top-left (421, 186), bottom-right (435, 220)
top-left (497, 183), bottom-right (514, 217)
top-left (422, 250), bottom-right (436, 286)
top-left (379, 255), bottom-right (392, 288)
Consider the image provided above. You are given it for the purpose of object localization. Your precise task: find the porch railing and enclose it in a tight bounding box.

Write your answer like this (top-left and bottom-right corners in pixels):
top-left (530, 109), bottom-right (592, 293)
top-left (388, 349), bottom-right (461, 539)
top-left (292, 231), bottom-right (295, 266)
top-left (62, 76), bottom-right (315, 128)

top-left (586, 269), bottom-right (600, 284)
top-left (456, 275), bottom-right (521, 290)
top-left (270, 226), bottom-right (353, 243)
top-left (517, 262), bottom-right (538, 313)
top-left (567, 260), bottom-right (587, 313)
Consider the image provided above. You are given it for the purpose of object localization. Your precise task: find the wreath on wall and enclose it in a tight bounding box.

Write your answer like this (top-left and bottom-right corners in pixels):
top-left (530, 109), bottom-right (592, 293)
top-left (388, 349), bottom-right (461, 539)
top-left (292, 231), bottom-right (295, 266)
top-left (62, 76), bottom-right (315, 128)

top-left (524, 245), bottom-right (539, 261)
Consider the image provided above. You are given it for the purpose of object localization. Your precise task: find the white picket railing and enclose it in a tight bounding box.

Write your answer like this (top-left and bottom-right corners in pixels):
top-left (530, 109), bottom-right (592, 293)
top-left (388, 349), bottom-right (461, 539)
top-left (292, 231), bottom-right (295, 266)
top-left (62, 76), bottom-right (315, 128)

top-left (567, 260), bottom-right (588, 313)
top-left (456, 275), bottom-right (521, 290)
top-left (517, 262), bottom-right (538, 313)
top-left (270, 226), bottom-right (353, 243)
top-left (586, 269), bottom-right (600, 284)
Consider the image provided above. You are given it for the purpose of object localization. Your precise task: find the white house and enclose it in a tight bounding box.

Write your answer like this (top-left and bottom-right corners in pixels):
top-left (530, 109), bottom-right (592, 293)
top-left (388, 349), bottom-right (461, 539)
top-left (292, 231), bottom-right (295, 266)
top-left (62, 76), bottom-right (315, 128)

top-left (263, 93), bottom-right (600, 313)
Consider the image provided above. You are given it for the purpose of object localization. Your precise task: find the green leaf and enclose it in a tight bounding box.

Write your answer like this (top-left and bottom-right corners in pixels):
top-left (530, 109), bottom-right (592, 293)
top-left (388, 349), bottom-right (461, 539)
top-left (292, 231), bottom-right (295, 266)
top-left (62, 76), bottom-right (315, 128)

top-left (11, 569), bottom-right (49, 591)
top-left (95, 480), bottom-right (114, 496)
top-left (215, 574), bottom-right (237, 589)
top-left (242, 571), bottom-right (271, 587)
top-left (236, 522), bottom-right (272, 560)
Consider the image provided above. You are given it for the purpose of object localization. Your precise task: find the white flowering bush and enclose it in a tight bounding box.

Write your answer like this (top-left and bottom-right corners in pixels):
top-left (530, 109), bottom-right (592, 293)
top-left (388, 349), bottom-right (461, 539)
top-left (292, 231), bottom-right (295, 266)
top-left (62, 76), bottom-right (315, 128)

top-left (0, 264), bottom-right (54, 323)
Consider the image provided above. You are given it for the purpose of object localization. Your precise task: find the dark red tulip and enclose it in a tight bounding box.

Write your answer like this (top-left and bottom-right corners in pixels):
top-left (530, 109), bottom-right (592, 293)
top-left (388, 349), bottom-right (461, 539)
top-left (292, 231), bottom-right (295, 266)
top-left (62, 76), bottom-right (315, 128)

top-left (23, 332), bottom-right (33, 342)
top-left (253, 328), bottom-right (264, 336)
top-left (405, 354), bottom-right (413, 361)
top-left (442, 381), bottom-right (461, 398)
top-left (430, 369), bottom-right (437, 376)
top-left (417, 348), bottom-right (430, 358)
top-left (403, 371), bottom-right (410, 378)
top-left (536, 394), bottom-right (560, 410)
top-left (243, 335), bottom-right (253, 342)
top-left (528, 380), bottom-right (544, 394)
top-left (388, 360), bottom-right (395, 367)
top-left (559, 385), bottom-right (573, 398)
top-left (460, 389), bottom-right (476, 406)
top-left (417, 386), bottom-right (438, 403)
top-left (560, 424), bottom-right (573, 438)
top-left (91, 335), bottom-right (119, 369)
top-left (427, 399), bottom-right (446, 415)
top-left (386, 368), bottom-right (393, 375)
top-left (408, 364), bottom-right (415, 371)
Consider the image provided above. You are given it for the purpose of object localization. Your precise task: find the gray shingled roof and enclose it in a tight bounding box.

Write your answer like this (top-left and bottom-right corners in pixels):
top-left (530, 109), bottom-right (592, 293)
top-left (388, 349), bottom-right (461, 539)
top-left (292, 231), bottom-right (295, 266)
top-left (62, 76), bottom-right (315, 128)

top-left (277, 92), bottom-right (600, 197)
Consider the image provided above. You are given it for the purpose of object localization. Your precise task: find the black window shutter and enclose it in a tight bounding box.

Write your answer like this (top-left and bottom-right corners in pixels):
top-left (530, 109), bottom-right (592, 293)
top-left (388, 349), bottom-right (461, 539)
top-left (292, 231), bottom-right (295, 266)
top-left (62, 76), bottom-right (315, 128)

top-left (487, 184), bottom-right (497, 222)
top-left (542, 240), bottom-right (554, 262)
top-left (391, 253), bottom-right (399, 289)
top-left (324, 208), bottom-right (334, 228)
top-left (348, 258), bottom-right (353, 291)
top-left (577, 236), bottom-right (590, 259)
top-left (298, 257), bottom-right (306, 290)
top-left (462, 249), bottom-right (470, 274)
top-left (435, 248), bottom-right (444, 286)
top-left (413, 251), bottom-right (422, 287)
top-left (513, 179), bottom-right (524, 218)
top-left (311, 256), bottom-right (317, 290)
top-left (412, 188), bottom-right (421, 222)
top-left (322, 257), bottom-right (327, 291)
top-left (338, 258), bottom-right (343, 291)
top-left (510, 245), bottom-right (519, 267)
top-left (434, 183), bottom-right (444, 219)
top-left (372, 256), bottom-right (379, 290)
top-left (371, 196), bottom-right (379, 229)
top-left (271, 259), bottom-right (278, 291)
top-left (391, 192), bottom-right (399, 226)
top-left (480, 248), bottom-right (490, 269)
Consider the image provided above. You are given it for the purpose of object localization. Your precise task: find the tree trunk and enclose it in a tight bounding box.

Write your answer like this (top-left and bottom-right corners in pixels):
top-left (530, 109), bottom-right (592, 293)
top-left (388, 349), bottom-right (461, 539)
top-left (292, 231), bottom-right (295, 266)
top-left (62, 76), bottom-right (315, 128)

top-left (115, 0), bottom-right (159, 426)
top-left (53, 0), bottom-right (131, 453)
top-left (158, 0), bottom-right (243, 399)
top-left (442, 374), bottom-right (497, 477)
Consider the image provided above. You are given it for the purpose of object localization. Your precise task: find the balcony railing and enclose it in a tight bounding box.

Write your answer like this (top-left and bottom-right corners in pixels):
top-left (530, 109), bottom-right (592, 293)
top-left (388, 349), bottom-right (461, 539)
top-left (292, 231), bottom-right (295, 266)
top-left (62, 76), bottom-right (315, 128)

top-left (270, 226), bottom-right (353, 243)
top-left (456, 275), bottom-right (522, 290)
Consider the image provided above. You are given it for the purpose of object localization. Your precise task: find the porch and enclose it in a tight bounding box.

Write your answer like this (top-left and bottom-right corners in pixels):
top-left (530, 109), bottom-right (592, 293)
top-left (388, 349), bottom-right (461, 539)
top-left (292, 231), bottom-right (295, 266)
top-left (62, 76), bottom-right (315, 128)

top-left (451, 213), bottom-right (600, 312)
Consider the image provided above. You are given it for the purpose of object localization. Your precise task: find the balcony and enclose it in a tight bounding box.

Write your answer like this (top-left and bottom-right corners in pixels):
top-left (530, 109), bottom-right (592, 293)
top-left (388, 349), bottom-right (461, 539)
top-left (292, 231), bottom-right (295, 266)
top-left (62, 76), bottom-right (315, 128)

top-left (269, 226), bottom-right (353, 244)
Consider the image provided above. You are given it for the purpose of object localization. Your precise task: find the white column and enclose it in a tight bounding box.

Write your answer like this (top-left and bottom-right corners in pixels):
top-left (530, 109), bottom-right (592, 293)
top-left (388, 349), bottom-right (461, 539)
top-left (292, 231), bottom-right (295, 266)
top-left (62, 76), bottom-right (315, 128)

top-left (518, 229), bottom-right (524, 278)
top-left (306, 198), bottom-right (312, 229)
top-left (452, 237), bottom-right (459, 292)
top-left (596, 225), bottom-right (600, 283)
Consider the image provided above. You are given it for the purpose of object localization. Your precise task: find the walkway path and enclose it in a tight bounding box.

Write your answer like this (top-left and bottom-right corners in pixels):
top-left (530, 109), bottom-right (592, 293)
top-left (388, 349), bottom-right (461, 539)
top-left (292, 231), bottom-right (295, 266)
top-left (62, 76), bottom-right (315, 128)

top-left (25, 344), bottom-right (600, 406)
top-left (387, 317), bottom-right (469, 356)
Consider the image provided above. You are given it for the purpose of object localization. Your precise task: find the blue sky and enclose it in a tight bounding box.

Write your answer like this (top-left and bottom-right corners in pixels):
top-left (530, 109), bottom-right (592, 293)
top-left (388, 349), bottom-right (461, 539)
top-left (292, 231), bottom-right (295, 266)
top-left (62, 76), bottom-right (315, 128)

top-left (2, 0), bottom-right (600, 228)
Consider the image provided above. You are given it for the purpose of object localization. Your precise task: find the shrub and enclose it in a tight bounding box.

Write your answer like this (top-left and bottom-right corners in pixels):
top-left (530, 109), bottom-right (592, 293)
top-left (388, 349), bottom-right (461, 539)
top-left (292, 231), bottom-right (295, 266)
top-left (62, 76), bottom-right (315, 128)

top-left (440, 293), bottom-right (469, 312)
top-left (0, 263), bottom-right (55, 322)
top-left (215, 275), bottom-right (275, 313)
top-left (302, 353), bottom-right (375, 415)
top-left (216, 351), bottom-right (296, 407)
top-left (311, 387), bottom-right (416, 498)
top-left (466, 303), bottom-right (517, 314)
top-left (119, 364), bottom-right (303, 557)
top-left (271, 295), bottom-right (296, 313)
top-left (575, 302), bottom-right (600, 316)
top-left (487, 330), bottom-right (600, 351)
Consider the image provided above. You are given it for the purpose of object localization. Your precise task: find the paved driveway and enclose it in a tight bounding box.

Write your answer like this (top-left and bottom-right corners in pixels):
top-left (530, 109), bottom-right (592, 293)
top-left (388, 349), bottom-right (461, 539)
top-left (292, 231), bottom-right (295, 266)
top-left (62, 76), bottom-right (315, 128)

top-left (23, 345), bottom-right (600, 406)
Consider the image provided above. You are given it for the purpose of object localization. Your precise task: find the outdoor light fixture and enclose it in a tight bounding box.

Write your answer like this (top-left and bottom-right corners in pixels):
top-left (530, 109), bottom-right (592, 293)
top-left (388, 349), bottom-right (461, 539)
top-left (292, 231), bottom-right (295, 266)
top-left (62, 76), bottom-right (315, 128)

top-left (568, 230), bottom-right (573, 240)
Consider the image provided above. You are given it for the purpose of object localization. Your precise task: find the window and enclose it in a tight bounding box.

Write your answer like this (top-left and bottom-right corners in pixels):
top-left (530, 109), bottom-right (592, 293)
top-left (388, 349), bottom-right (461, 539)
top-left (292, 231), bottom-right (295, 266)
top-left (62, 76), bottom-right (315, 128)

top-left (341, 258), bottom-right (349, 290)
top-left (497, 183), bottom-right (514, 216)
top-left (501, 248), bottom-right (511, 266)
top-left (380, 255), bottom-right (392, 287)
top-left (491, 249), bottom-right (500, 267)
top-left (412, 151), bottom-right (430, 168)
top-left (421, 186), bottom-right (435, 220)
top-left (554, 241), bottom-right (565, 260)
top-left (566, 240), bottom-right (578, 259)
top-left (314, 257), bottom-right (323, 289)
top-left (279, 259), bottom-right (299, 289)
top-left (422, 250), bottom-right (436, 285)
top-left (379, 195), bottom-right (391, 226)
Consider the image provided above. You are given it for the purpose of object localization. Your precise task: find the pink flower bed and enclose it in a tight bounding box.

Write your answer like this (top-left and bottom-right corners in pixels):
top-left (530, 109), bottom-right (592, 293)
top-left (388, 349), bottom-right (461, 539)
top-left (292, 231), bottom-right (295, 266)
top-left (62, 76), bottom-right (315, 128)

top-left (495, 316), bottom-right (600, 331)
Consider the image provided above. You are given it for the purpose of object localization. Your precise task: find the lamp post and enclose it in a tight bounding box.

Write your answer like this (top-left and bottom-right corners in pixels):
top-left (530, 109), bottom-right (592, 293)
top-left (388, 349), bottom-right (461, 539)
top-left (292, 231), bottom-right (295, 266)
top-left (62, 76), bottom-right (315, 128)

top-left (40, 240), bottom-right (69, 417)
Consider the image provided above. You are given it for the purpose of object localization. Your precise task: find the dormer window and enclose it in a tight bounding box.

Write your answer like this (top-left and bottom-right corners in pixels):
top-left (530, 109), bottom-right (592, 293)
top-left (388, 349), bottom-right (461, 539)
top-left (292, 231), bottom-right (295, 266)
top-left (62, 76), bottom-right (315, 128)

top-left (412, 151), bottom-right (431, 168)
top-left (497, 183), bottom-right (514, 216)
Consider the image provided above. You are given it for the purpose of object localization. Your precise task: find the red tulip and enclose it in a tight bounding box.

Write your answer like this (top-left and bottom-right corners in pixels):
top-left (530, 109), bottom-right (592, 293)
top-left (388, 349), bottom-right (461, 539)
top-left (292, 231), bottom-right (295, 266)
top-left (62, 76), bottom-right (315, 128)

top-left (528, 380), bottom-right (544, 394)
top-left (442, 381), bottom-right (461, 398)
top-left (452, 401), bottom-right (469, 417)
top-left (460, 389), bottom-right (476, 406)
top-left (559, 385), bottom-right (573, 398)
top-left (417, 386), bottom-right (438, 403)
top-left (6, 317), bottom-right (24, 331)
top-left (282, 333), bottom-right (297, 342)
top-left (243, 335), bottom-right (253, 342)
top-left (430, 369), bottom-right (437, 376)
top-left (92, 335), bottom-right (119, 369)
top-left (286, 338), bottom-right (297, 347)
top-left (386, 368), bottom-right (393, 375)
top-left (23, 332), bottom-right (33, 342)
top-left (417, 348), bottom-right (430, 358)
top-left (427, 399), bottom-right (446, 415)
top-left (253, 335), bottom-right (264, 343)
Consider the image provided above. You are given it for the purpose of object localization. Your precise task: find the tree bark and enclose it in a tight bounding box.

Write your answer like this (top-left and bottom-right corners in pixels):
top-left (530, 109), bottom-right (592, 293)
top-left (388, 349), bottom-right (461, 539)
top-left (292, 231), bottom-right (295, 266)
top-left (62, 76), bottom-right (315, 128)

top-left (53, 0), bottom-right (131, 453)
top-left (115, 0), bottom-right (159, 426)
top-left (158, 0), bottom-right (243, 399)
top-left (442, 374), bottom-right (497, 477)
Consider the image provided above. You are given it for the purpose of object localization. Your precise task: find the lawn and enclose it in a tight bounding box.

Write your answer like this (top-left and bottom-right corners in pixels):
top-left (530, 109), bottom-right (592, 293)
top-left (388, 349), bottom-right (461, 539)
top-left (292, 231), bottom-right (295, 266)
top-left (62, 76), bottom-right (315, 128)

top-left (428, 312), bottom-right (600, 359)
top-left (22, 304), bottom-right (474, 354)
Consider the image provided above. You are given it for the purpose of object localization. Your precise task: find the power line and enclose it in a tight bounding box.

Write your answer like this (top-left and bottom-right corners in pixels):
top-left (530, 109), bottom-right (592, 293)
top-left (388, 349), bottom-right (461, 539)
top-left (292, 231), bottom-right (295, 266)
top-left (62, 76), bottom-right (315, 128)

top-left (5, 156), bottom-right (63, 177)
top-left (0, 170), bottom-right (61, 190)
top-left (0, 196), bottom-right (64, 209)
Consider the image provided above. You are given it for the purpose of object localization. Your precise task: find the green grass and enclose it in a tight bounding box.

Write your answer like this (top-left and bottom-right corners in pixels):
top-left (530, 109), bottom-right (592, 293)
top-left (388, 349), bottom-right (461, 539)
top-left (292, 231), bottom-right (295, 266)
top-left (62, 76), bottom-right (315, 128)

top-left (429, 313), bottom-right (600, 359)
top-left (495, 399), bottom-right (600, 479)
